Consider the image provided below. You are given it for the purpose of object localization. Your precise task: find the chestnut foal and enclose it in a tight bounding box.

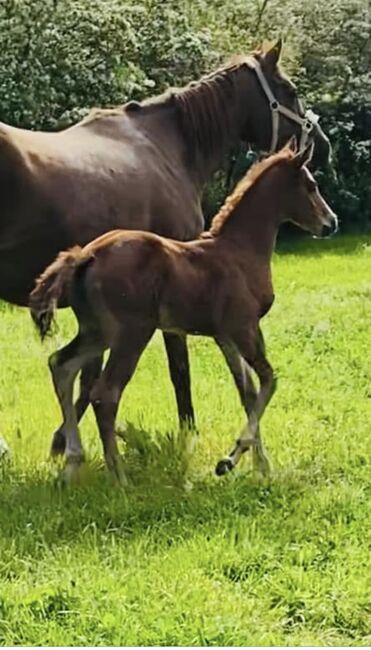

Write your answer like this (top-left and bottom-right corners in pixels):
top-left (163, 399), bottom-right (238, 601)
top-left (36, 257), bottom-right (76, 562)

top-left (30, 143), bottom-right (337, 482)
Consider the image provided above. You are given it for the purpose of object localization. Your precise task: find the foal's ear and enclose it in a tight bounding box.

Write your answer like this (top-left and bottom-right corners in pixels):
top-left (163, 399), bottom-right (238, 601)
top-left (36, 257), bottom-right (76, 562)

top-left (264, 38), bottom-right (283, 69)
top-left (292, 141), bottom-right (315, 168)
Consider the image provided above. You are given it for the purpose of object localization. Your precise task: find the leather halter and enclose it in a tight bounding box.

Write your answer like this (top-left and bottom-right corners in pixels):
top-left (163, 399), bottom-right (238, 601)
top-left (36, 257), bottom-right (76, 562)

top-left (251, 60), bottom-right (320, 153)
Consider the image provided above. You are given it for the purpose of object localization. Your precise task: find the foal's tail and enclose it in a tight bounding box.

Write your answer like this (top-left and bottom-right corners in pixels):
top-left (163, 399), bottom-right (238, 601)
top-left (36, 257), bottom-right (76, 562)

top-left (29, 246), bottom-right (93, 340)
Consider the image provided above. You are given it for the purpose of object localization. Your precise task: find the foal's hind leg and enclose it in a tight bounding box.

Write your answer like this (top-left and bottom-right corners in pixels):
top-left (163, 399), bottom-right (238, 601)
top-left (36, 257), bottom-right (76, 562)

top-left (91, 323), bottom-right (155, 483)
top-left (216, 329), bottom-right (276, 476)
top-left (50, 355), bottom-right (103, 456)
top-left (49, 333), bottom-right (103, 479)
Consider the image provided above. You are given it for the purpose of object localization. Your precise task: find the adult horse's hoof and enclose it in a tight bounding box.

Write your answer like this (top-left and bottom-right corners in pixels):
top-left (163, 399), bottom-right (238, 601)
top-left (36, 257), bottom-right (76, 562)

top-left (215, 458), bottom-right (234, 476)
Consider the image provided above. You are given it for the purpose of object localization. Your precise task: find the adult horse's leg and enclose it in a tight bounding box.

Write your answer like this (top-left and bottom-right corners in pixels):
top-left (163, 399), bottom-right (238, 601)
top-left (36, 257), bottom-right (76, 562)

top-left (216, 329), bottom-right (276, 476)
top-left (163, 333), bottom-right (196, 429)
top-left (50, 355), bottom-right (103, 456)
top-left (91, 324), bottom-right (155, 484)
top-left (49, 333), bottom-right (103, 480)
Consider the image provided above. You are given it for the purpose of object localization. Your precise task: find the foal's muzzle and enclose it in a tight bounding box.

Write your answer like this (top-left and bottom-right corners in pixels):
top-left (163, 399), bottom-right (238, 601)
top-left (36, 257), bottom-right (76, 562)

top-left (320, 215), bottom-right (339, 239)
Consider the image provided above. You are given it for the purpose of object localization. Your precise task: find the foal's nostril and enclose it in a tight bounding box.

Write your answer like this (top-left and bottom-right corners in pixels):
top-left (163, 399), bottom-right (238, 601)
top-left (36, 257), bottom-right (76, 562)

top-left (322, 218), bottom-right (338, 238)
top-left (321, 224), bottom-right (333, 238)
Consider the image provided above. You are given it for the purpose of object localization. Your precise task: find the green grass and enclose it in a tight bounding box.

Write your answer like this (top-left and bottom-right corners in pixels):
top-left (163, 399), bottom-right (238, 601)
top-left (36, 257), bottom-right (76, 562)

top-left (0, 235), bottom-right (370, 646)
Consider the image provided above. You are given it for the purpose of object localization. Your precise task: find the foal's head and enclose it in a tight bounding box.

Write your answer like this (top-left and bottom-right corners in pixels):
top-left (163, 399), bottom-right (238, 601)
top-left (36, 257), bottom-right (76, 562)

top-left (209, 143), bottom-right (337, 240)
top-left (278, 142), bottom-right (338, 237)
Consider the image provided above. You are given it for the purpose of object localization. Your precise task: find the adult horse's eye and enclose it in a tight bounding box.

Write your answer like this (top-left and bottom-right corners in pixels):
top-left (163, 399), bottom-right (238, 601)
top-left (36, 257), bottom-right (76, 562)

top-left (288, 86), bottom-right (299, 102)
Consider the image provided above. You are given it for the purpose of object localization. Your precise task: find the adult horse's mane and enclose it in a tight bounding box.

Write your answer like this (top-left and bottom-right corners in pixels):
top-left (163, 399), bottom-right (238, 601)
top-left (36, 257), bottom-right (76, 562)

top-left (80, 45), bottom-right (293, 167)
top-left (209, 147), bottom-right (295, 235)
top-left (168, 56), bottom-right (252, 161)
top-left (82, 56), bottom-right (256, 161)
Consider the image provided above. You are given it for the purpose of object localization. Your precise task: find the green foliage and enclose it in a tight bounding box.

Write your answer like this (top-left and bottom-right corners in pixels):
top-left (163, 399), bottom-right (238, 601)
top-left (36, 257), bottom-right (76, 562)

top-left (0, 235), bottom-right (370, 645)
top-left (0, 0), bottom-right (369, 228)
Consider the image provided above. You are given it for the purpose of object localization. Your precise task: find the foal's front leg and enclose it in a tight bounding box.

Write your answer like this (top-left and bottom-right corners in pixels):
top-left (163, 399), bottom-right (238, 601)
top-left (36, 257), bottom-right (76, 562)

top-left (215, 339), bottom-right (257, 475)
top-left (216, 329), bottom-right (276, 476)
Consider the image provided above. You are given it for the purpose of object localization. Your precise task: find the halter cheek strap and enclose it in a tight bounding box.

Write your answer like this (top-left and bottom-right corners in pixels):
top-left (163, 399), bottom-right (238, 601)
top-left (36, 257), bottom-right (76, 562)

top-left (251, 60), bottom-right (320, 153)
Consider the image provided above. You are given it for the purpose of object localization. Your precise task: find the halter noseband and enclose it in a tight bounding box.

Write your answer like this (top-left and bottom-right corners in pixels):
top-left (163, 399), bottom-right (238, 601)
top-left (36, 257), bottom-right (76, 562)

top-left (251, 60), bottom-right (320, 153)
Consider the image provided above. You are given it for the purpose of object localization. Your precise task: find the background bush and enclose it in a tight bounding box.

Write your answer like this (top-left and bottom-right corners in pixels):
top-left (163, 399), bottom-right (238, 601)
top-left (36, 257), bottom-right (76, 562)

top-left (0, 0), bottom-right (369, 230)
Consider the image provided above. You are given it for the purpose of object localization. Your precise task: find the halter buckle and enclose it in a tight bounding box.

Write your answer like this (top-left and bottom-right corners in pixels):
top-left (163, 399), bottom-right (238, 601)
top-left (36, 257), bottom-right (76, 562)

top-left (305, 109), bottom-right (320, 126)
top-left (304, 120), bottom-right (314, 133)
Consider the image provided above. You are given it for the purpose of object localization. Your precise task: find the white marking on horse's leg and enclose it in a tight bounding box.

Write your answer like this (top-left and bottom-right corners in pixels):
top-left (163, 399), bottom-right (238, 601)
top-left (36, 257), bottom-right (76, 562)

top-left (216, 377), bottom-right (275, 477)
top-left (215, 418), bottom-right (257, 476)
top-left (251, 431), bottom-right (271, 476)
top-left (215, 339), bottom-right (260, 476)
top-left (239, 378), bottom-right (275, 475)
top-left (49, 349), bottom-right (85, 470)
top-left (216, 329), bottom-right (276, 478)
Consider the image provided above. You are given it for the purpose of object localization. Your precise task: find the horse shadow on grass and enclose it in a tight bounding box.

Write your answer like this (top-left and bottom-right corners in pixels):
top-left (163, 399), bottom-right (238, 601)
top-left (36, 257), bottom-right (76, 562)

top-left (0, 422), bottom-right (314, 562)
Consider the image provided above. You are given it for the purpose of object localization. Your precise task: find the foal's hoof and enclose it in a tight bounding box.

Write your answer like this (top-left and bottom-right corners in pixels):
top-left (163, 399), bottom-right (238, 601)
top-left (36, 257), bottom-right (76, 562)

top-left (58, 457), bottom-right (84, 486)
top-left (252, 447), bottom-right (272, 478)
top-left (0, 437), bottom-right (10, 460)
top-left (215, 458), bottom-right (234, 476)
top-left (50, 429), bottom-right (66, 457)
top-left (107, 454), bottom-right (128, 487)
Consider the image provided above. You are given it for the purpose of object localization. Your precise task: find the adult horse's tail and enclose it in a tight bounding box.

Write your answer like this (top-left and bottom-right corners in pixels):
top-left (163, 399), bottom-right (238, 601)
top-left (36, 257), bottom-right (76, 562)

top-left (29, 246), bottom-right (92, 339)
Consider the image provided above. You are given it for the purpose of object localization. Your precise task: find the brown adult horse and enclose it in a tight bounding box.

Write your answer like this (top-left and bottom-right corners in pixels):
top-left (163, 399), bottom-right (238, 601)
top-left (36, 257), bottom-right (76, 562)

top-left (30, 142), bottom-right (338, 482)
top-left (1, 41), bottom-right (330, 454)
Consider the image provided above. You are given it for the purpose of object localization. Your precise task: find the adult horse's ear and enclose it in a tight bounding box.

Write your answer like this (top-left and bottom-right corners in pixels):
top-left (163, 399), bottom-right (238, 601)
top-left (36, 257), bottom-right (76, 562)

top-left (292, 141), bottom-right (315, 168)
top-left (264, 38), bottom-right (283, 69)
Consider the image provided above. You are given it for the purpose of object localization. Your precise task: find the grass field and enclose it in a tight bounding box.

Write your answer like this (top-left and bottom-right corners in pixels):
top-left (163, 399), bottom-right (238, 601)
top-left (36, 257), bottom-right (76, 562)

top-left (0, 235), bottom-right (370, 646)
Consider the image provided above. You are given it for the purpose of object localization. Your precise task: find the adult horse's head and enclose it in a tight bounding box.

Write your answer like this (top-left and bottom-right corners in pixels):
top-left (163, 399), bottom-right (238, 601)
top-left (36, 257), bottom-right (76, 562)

top-left (237, 40), bottom-right (331, 169)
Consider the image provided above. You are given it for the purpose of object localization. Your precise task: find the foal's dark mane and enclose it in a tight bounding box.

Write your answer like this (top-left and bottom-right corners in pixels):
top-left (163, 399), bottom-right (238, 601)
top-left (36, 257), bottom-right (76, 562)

top-left (209, 148), bottom-right (295, 235)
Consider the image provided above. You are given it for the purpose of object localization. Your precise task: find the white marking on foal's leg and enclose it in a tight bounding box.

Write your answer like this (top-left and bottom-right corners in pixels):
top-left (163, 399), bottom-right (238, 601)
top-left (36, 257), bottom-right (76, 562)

top-left (215, 410), bottom-right (271, 477)
top-left (49, 350), bottom-right (85, 480)
top-left (0, 436), bottom-right (9, 458)
top-left (251, 432), bottom-right (271, 476)
top-left (215, 418), bottom-right (257, 476)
